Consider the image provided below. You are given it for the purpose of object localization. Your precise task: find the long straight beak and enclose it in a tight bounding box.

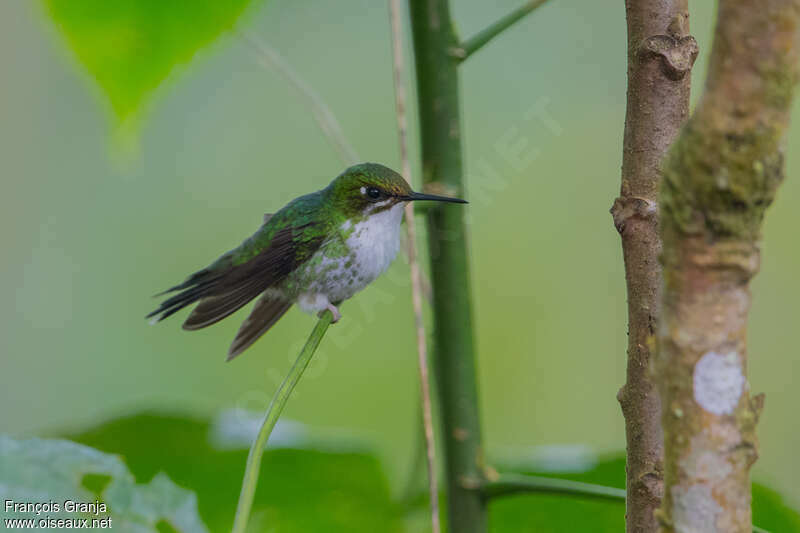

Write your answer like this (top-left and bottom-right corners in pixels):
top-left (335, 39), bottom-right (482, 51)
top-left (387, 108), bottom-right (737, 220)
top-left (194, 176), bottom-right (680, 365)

top-left (403, 191), bottom-right (468, 204)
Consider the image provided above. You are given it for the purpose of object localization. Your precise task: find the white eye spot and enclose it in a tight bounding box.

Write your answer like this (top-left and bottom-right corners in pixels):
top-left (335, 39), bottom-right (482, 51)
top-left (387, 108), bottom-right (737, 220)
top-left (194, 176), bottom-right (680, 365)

top-left (360, 186), bottom-right (366, 195)
top-left (693, 351), bottom-right (745, 415)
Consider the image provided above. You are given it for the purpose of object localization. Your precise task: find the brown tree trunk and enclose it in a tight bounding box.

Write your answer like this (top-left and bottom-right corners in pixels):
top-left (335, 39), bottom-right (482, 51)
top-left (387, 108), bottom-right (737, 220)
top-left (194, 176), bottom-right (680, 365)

top-left (655, 1), bottom-right (800, 531)
top-left (612, 2), bottom-right (697, 531)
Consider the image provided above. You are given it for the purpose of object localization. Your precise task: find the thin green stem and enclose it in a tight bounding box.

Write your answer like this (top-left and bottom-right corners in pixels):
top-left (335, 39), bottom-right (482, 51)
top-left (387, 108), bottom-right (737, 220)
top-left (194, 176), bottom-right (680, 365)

top-left (231, 311), bottom-right (334, 533)
top-left (409, 1), bottom-right (485, 531)
top-left (479, 472), bottom-right (768, 533)
top-left (388, 0), bottom-right (441, 531)
top-left (456, 0), bottom-right (551, 61)
top-left (483, 473), bottom-right (626, 501)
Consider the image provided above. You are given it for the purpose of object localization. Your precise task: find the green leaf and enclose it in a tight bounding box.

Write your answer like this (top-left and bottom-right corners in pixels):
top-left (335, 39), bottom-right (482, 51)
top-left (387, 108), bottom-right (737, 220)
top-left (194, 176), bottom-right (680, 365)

top-left (64, 412), bottom-right (404, 533)
top-left (43, 0), bottom-right (254, 122)
top-left (60, 414), bottom-right (800, 532)
top-left (753, 483), bottom-right (800, 533)
top-left (0, 435), bottom-right (208, 532)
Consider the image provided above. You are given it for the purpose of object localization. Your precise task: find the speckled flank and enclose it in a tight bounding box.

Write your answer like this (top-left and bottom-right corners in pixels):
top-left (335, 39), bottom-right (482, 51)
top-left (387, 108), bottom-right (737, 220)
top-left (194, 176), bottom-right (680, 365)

top-left (290, 202), bottom-right (406, 314)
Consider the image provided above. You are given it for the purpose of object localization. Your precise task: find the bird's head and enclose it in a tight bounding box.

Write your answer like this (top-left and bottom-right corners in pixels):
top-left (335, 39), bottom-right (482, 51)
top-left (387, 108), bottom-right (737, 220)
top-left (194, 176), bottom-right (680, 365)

top-left (326, 162), bottom-right (466, 220)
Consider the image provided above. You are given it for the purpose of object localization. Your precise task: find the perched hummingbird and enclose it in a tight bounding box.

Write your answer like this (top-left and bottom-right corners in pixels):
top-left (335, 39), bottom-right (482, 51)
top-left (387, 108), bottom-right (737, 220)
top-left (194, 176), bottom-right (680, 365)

top-left (148, 163), bottom-right (467, 360)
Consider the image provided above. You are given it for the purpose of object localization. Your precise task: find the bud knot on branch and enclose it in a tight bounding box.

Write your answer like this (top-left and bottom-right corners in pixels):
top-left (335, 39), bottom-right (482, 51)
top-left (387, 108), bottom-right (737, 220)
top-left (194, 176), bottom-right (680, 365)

top-left (640, 34), bottom-right (699, 81)
top-left (610, 196), bottom-right (657, 234)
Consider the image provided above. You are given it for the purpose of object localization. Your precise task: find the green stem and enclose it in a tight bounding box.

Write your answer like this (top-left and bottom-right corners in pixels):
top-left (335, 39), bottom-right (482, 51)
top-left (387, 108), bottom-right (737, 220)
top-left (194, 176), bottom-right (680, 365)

top-left (231, 311), bottom-right (334, 533)
top-left (456, 0), bottom-right (551, 61)
top-left (408, 1), bottom-right (486, 531)
top-left (483, 473), bottom-right (626, 501)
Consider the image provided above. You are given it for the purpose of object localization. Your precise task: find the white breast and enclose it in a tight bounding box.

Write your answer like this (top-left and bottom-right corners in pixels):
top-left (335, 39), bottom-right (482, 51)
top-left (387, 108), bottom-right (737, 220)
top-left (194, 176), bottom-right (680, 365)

top-left (345, 202), bottom-right (405, 286)
top-left (294, 202), bottom-right (405, 314)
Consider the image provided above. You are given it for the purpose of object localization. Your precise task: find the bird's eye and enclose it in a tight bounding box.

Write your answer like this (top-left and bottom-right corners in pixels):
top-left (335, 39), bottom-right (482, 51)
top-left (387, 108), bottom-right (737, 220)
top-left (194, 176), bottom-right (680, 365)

top-left (366, 187), bottom-right (382, 200)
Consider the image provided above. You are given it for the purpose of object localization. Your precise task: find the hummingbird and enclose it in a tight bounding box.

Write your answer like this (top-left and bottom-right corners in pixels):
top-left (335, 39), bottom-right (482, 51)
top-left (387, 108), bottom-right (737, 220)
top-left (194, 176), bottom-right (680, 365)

top-left (147, 162), bottom-right (467, 360)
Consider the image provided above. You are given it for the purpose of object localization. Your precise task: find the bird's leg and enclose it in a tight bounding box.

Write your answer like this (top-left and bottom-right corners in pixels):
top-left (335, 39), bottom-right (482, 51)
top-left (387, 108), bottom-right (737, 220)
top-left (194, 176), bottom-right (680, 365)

top-left (319, 302), bottom-right (341, 323)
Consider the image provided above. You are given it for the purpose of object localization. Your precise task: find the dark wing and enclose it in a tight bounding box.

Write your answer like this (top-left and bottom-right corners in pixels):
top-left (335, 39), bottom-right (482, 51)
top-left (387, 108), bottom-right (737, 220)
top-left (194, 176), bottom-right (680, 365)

top-left (179, 212), bottom-right (278, 330)
top-left (147, 223), bottom-right (323, 329)
top-left (226, 293), bottom-right (293, 360)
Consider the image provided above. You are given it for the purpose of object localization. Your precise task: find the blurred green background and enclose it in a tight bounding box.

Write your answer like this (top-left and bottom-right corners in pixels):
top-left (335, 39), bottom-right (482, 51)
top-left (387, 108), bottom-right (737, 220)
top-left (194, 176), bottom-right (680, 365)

top-left (2, 0), bottom-right (798, 515)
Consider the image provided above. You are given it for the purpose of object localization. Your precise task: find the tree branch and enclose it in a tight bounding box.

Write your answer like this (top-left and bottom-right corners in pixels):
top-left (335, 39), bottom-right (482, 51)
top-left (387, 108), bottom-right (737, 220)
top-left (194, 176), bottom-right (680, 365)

top-left (454, 0), bottom-right (551, 61)
top-left (231, 311), bottom-right (334, 533)
top-left (387, 1), bottom-right (440, 532)
top-left (612, 2), bottom-right (697, 532)
top-left (656, 1), bottom-right (800, 531)
top-left (482, 473), bottom-right (626, 502)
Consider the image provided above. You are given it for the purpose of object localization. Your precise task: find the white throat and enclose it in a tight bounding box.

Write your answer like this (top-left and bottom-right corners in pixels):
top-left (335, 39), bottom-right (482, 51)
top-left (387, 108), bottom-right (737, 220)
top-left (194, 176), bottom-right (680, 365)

top-left (345, 202), bottom-right (406, 281)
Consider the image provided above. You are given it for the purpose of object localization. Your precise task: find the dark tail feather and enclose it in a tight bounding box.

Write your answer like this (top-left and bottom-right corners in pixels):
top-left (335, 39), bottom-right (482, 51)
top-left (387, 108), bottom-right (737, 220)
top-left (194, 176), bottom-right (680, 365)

top-left (153, 269), bottom-right (216, 297)
top-left (146, 269), bottom-right (225, 324)
top-left (181, 282), bottom-right (265, 331)
top-left (227, 295), bottom-right (292, 360)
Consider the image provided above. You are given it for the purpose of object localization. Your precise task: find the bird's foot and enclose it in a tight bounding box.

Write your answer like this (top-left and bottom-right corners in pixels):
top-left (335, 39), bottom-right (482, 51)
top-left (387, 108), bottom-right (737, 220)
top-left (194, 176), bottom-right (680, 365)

top-left (319, 303), bottom-right (341, 323)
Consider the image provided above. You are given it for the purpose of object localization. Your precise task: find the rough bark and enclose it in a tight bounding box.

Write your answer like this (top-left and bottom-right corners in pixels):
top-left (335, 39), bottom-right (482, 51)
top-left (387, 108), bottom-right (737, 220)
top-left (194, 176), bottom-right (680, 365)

top-left (408, 1), bottom-right (487, 531)
top-left (612, 2), bottom-right (697, 532)
top-left (655, 1), bottom-right (800, 531)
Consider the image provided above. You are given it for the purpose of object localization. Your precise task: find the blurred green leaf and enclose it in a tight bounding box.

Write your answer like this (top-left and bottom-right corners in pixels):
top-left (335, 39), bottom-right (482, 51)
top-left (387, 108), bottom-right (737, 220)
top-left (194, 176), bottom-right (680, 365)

top-left (62, 413), bottom-right (800, 532)
top-left (65, 412), bottom-right (404, 533)
top-left (43, 0), bottom-right (254, 122)
top-left (0, 435), bottom-right (208, 532)
top-left (753, 483), bottom-right (800, 533)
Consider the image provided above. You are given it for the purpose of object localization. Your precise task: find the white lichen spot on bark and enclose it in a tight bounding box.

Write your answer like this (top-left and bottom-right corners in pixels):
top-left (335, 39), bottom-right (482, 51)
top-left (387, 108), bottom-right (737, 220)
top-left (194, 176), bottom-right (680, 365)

top-left (680, 437), bottom-right (732, 482)
top-left (672, 483), bottom-right (723, 532)
top-left (693, 351), bottom-right (745, 415)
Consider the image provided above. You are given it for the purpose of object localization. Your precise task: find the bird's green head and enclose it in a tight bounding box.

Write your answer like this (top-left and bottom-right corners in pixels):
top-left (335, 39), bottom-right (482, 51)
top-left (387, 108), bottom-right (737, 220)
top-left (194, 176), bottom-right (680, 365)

top-left (325, 162), bottom-right (466, 219)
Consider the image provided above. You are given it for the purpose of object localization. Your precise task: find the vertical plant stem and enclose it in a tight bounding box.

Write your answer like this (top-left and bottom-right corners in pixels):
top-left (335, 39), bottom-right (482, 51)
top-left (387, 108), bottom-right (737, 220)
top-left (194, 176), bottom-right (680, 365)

top-left (656, 1), bottom-right (800, 531)
top-left (408, 1), bottom-right (486, 531)
top-left (231, 311), bottom-right (334, 533)
top-left (612, 2), bottom-right (697, 531)
top-left (387, 1), bottom-right (440, 532)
